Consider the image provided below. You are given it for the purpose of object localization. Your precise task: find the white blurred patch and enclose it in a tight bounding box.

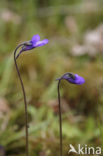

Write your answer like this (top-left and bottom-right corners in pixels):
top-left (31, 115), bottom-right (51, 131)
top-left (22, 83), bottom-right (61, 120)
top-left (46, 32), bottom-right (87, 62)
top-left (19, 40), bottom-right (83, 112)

top-left (72, 24), bottom-right (103, 56)
top-left (0, 9), bottom-right (21, 24)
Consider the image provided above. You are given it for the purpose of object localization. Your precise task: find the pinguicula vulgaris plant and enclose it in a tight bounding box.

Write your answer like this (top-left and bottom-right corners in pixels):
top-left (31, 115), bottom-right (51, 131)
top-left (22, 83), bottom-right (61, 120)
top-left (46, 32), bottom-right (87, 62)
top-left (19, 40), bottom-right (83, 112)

top-left (56, 73), bottom-right (85, 156)
top-left (14, 34), bottom-right (48, 156)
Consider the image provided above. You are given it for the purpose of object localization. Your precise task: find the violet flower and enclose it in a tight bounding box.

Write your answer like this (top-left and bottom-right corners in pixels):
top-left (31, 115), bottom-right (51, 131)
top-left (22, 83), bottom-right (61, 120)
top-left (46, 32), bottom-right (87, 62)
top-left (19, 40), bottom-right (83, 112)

top-left (22, 34), bottom-right (48, 51)
top-left (16, 34), bottom-right (49, 59)
top-left (14, 35), bottom-right (48, 156)
top-left (56, 72), bottom-right (85, 156)
top-left (57, 72), bottom-right (85, 85)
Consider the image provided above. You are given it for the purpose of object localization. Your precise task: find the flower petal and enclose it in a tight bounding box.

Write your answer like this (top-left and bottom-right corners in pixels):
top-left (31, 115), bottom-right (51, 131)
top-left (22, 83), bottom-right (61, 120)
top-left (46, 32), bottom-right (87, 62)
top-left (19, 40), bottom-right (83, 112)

top-left (67, 74), bottom-right (85, 85)
top-left (31, 34), bottom-right (40, 43)
top-left (33, 39), bottom-right (49, 47)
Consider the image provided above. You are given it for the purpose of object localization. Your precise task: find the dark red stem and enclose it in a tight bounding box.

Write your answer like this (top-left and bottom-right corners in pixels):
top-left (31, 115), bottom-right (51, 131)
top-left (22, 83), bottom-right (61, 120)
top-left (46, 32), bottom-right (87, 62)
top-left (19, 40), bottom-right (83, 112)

top-left (14, 43), bottom-right (29, 156)
top-left (57, 80), bottom-right (63, 156)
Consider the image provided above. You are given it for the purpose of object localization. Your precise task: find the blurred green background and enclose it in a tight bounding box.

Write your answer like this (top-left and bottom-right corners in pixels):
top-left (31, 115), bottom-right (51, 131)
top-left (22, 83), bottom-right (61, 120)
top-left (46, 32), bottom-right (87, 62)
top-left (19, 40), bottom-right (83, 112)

top-left (0, 0), bottom-right (103, 155)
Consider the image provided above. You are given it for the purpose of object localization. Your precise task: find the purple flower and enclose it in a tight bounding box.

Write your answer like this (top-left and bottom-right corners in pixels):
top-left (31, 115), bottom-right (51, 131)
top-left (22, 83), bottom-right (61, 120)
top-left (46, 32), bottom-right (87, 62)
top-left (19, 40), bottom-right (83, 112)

top-left (22, 34), bottom-right (49, 51)
top-left (57, 73), bottom-right (85, 85)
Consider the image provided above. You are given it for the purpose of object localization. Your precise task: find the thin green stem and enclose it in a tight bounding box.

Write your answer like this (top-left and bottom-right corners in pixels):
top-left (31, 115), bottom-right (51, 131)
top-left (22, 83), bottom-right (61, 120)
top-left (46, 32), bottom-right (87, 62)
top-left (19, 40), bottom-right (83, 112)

top-left (57, 80), bottom-right (63, 156)
top-left (14, 43), bottom-right (29, 156)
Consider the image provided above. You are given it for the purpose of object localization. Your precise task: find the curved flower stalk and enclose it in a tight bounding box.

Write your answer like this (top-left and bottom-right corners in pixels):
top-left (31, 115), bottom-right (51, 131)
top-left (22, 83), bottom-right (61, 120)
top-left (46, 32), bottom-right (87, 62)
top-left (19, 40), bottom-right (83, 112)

top-left (14, 35), bottom-right (48, 156)
top-left (56, 73), bottom-right (85, 156)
